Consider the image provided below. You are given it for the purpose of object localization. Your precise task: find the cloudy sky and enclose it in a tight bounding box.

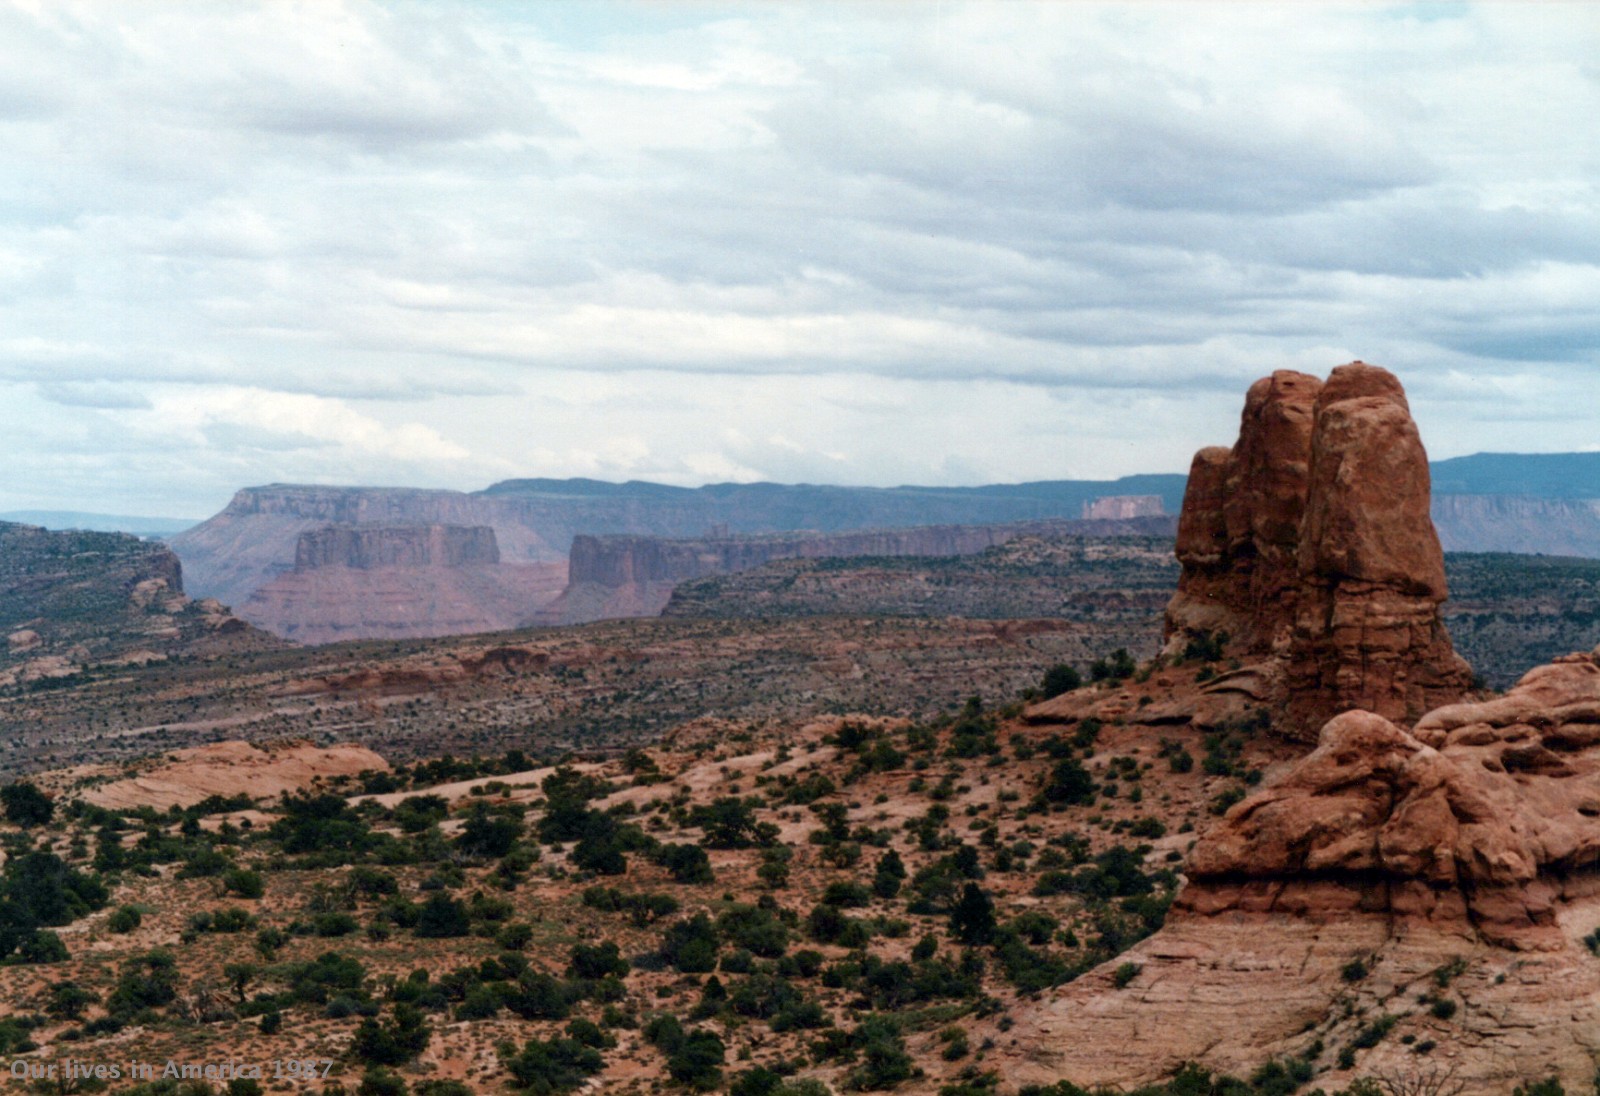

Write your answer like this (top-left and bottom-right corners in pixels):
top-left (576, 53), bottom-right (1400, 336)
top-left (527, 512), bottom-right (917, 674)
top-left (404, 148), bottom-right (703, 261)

top-left (1, 1), bottom-right (1596, 519)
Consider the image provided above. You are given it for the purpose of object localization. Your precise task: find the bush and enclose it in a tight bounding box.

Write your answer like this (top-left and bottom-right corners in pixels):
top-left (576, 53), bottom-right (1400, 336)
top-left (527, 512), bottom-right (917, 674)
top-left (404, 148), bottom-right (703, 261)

top-left (17, 929), bottom-right (69, 963)
top-left (223, 868), bottom-right (265, 899)
top-left (872, 850), bottom-right (906, 899)
top-left (108, 905), bottom-right (142, 934)
top-left (500, 1032), bottom-right (603, 1094)
top-left (2, 781), bottom-right (53, 827)
top-left (107, 949), bottom-right (180, 1017)
top-left (568, 941), bottom-right (629, 981)
top-left (689, 798), bottom-right (778, 849)
top-left (414, 894), bottom-right (470, 938)
top-left (949, 884), bottom-right (996, 946)
top-left (1089, 649), bottom-right (1136, 682)
top-left (654, 843), bottom-right (715, 884)
top-left (1039, 664), bottom-right (1082, 699)
top-left (1041, 758), bottom-right (1096, 806)
top-left (660, 914), bottom-right (720, 973)
top-left (457, 803), bottom-right (523, 858)
top-left (849, 1015), bottom-right (915, 1090)
top-left (666, 1029), bottom-right (725, 1091)
top-left (497, 922), bottom-right (534, 950)
top-left (352, 1004), bottom-right (431, 1066)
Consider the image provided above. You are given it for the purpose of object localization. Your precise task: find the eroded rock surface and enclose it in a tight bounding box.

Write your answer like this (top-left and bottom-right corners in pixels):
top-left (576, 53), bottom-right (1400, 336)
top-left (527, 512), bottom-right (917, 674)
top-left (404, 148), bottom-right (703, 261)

top-left (82, 740), bottom-right (389, 811)
top-left (1017, 647), bottom-right (1600, 1091)
top-left (1165, 363), bottom-right (1471, 737)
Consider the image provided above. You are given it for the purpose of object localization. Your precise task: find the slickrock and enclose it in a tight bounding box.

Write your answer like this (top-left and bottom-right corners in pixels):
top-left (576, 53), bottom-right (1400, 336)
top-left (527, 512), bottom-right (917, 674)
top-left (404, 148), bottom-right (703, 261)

top-left (1165, 362), bottom-right (1471, 738)
top-left (82, 739), bottom-right (389, 811)
top-left (1015, 646), bottom-right (1600, 1091)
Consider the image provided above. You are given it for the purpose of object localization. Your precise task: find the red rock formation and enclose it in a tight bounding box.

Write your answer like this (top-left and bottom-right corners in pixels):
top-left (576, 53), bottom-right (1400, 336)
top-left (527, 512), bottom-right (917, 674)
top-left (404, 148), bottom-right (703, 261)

top-left (1165, 362), bottom-right (1470, 737)
top-left (1012, 646), bottom-right (1600, 1092)
top-left (1286, 364), bottom-right (1473, 732)
top-left (1166, 370), bottom-right (1322, 651)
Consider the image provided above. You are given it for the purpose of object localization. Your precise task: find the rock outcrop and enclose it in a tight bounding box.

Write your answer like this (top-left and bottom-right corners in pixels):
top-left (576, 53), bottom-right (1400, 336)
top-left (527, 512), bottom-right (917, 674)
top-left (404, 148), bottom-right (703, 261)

top-left (0, 520), bottom-right (276, 686)
top-left (293, 524), bottom-right (501, 571)
top-left (1014, 647), bottom-right (1600, 1092)
top-left (1165, 363), bottom-right (1472, 737)
top-left (82, 739), bottom-right (390, 811)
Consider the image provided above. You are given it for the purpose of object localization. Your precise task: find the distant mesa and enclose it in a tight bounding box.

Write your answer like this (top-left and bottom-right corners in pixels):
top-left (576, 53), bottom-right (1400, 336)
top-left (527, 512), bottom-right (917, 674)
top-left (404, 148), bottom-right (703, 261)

top-left (170, 477), bottom-right (1188, 642)
top-left (165, 444), bottom-right (1600, 646)
top-left (540, 516), bottom-right (1177, 626)
top-left (1080, 494), bottom-right (1164, 520)
top-left (240, 522), bottom-right (566, 646)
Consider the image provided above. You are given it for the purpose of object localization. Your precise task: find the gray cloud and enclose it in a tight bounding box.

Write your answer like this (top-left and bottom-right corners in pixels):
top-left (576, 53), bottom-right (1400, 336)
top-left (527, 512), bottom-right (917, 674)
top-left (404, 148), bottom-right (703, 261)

top-left (0, 1), bottom-right (1595, 517)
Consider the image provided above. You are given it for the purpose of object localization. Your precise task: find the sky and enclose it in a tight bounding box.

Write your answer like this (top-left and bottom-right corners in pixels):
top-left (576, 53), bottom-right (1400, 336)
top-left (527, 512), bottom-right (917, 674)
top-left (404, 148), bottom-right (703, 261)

top-left (0, 1), bottom-right (1597, 520)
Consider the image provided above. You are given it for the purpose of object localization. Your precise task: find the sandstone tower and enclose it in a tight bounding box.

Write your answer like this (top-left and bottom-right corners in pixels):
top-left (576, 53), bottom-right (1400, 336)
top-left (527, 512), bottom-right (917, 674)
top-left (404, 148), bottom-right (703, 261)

top-left (1164, 362), bottom-right (1473, 737)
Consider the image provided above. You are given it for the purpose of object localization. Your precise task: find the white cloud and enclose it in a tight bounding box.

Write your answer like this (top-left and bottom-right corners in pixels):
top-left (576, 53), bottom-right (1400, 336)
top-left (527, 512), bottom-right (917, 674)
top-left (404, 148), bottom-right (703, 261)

top-left (0, 0), bottom-right (1596, 516)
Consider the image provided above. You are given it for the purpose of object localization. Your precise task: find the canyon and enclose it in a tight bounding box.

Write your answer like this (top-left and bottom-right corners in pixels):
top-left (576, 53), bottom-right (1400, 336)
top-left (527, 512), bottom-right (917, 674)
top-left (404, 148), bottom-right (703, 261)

top-left (166, 453), bottom-right (1600, 647)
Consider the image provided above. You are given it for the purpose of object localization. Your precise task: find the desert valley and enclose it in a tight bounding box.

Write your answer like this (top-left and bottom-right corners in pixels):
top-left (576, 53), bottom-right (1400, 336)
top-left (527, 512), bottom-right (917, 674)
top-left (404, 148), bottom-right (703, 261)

top-left (0, 364), bottom-right (1599, 1096)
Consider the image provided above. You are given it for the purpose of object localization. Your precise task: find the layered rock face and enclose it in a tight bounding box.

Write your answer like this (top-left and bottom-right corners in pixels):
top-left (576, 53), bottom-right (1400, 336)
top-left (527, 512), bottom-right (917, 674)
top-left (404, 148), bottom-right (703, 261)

top-left (1166, 363), bottom-right (1471, 736)
top-left (1016, 649), bottom-right (1600, 1091)
top-left (1081, 495), bottom-right (1164, 520)
top-left (293, 524), bottom-right (500, 571)
top-left (1167, 369), bottom-right (1322, 649)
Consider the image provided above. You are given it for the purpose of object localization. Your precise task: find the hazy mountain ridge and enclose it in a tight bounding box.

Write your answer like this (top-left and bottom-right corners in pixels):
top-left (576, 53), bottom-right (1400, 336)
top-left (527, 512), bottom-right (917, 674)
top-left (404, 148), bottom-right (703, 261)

top-left (153, 452), bottom-right (1600, 646)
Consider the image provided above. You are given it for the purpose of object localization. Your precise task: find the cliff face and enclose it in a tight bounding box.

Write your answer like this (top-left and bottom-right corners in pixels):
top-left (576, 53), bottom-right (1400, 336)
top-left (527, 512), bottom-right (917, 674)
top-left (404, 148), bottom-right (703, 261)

top-left (543, 516), bottom-right (1178, 625)
top-left (1432, 493), bottom-right (1600, 556)
top-left (1081, 495), bottom-right (1164, 519)
top-left (293, 524), bottom-right (500, 571)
